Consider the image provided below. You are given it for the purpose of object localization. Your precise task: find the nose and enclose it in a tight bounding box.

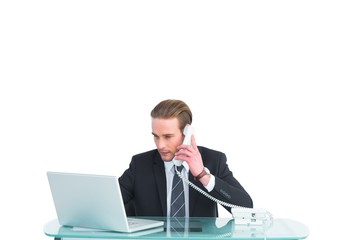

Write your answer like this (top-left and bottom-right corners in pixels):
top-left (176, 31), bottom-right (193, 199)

top-left (156, 137), bottom-right (166, 149)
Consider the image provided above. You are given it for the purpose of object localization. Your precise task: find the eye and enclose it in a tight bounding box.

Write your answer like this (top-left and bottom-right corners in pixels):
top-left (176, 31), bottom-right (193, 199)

top-left (164, 135), bottom-right (172, 139)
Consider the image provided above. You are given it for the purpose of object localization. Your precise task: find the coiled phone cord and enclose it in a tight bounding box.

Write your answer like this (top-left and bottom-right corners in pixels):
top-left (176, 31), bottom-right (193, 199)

top-left (175, 167), bottom-right (273, 228)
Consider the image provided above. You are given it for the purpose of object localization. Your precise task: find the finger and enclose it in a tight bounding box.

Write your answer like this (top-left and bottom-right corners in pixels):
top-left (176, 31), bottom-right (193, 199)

top-left (177, 145), bottom-right (192, 154)
top-left (191, 135), bottom-right (197, 148)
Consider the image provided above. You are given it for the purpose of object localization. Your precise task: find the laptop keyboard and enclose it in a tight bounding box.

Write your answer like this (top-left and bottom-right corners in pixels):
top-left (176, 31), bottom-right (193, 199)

top-left (128, 218), bottom-right (139, 226)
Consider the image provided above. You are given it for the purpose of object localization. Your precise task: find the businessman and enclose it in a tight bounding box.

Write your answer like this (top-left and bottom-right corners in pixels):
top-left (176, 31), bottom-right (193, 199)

top-left (118, 99), bottom-right (253, 217)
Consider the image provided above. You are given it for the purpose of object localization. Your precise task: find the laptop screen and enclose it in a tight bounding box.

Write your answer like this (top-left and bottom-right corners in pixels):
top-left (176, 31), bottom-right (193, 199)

top-left (47, 171), bottom-right (163, 232)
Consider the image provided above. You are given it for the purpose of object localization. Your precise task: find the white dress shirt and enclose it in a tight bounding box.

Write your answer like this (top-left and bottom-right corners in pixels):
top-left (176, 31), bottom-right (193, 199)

top-left (164, 161), bottom-right (215, 218)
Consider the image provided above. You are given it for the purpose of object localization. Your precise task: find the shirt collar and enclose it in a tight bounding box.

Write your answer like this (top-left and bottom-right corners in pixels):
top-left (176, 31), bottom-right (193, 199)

top-left (164, 160), bottom-right (189, 174)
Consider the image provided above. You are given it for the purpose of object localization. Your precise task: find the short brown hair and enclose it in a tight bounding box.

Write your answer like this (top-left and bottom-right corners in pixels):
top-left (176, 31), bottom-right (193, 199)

top-left (151, 99), bottom-right (192, 130)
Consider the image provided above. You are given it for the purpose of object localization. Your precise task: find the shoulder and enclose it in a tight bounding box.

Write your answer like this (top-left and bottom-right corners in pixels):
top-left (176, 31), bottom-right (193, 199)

top-left (132, 149), bottom-right (158, 159)
top-left (198, 146), bottom-right (226, 161)
top-left (198, 146), bottom-right (231, 175)
top-left (130, 149), bottom-right (163, 166)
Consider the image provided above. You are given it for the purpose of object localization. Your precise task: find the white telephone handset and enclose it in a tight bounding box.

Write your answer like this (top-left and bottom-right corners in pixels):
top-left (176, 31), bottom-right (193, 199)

top-left (173, 124), bottom-right (194, 167)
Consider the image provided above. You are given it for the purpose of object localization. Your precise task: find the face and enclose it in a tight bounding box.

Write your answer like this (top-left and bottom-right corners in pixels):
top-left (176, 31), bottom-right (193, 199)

top-left (152, 117), bottom-right (184, 161)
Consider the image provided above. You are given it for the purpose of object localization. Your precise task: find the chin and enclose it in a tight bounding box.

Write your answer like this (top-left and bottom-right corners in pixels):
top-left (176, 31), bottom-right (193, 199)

top-left (161, 156), bottom-right (174, 162)
top-left (161, 156), bottom-right (173, 161)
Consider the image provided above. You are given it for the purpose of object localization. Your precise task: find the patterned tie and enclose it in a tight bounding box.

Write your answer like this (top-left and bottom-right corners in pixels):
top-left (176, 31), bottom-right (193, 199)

top-left (170, 165), bottom-right (185, 217)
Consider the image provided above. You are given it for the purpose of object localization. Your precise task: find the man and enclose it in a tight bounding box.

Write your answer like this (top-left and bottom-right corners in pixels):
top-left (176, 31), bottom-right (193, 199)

top-left (119, 99), bottom-right (253, 217)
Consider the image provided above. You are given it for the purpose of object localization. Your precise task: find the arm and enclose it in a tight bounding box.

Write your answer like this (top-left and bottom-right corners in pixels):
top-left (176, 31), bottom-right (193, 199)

top-left (118, 158), bottom-right (136, 215)
top-left (200, 148), bottom-right (253, 213)
top-left (211, 151), bottom-right (253, 210)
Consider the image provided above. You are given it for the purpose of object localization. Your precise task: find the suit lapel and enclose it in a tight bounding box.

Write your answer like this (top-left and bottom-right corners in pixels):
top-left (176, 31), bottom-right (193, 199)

top-left (153, 154), bottom-right (167, 216)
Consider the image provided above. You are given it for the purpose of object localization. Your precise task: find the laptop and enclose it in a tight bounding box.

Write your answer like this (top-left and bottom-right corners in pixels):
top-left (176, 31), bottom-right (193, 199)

top-left (47, 171), bottom-right (164, 233)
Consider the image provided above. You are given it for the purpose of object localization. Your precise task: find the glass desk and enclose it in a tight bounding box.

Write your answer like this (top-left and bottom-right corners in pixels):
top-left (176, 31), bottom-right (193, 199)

top-left (44, 217), bottom-right (309, 240)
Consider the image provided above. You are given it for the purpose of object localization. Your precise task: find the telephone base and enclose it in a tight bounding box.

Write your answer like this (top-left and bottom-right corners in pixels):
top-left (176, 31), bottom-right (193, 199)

top-left (231, 207), bottom-right (269, 226)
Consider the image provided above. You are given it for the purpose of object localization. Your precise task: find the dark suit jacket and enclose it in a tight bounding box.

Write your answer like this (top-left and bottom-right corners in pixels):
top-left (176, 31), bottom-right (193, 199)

top-left (118, 146), bottom-right (253, 217)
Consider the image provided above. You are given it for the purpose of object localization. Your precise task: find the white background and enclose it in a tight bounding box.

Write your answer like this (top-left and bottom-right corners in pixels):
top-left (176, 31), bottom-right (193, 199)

top-left (1, 1), bottom-right (359, 239)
